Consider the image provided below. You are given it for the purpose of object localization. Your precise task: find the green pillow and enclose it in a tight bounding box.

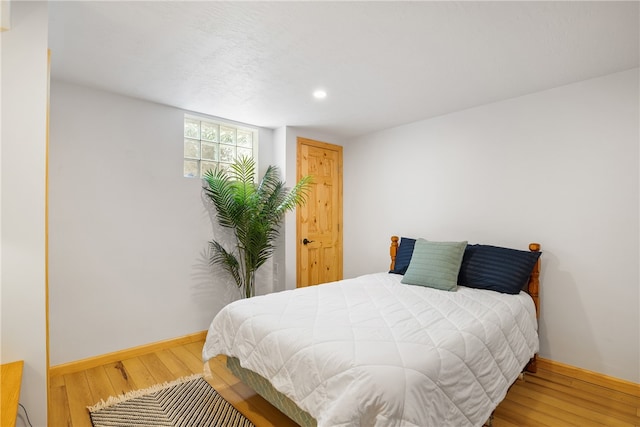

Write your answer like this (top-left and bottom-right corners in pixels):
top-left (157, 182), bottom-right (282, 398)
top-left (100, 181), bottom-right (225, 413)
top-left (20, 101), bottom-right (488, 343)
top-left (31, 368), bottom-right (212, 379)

top-left (401, 239), bottom-right (468, 291)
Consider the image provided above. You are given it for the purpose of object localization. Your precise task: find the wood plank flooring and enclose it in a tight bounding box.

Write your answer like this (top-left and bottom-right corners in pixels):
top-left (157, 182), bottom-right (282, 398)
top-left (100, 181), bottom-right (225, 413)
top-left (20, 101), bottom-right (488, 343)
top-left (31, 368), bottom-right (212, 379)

top-left (49, 339), bottom-right (640, 427)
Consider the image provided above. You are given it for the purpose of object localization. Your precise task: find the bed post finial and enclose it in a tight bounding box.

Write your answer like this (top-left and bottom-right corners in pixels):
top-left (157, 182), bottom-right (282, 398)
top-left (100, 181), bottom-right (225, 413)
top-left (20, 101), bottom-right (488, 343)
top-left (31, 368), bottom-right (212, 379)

top-left (390, 236), bottom-right (399, 271)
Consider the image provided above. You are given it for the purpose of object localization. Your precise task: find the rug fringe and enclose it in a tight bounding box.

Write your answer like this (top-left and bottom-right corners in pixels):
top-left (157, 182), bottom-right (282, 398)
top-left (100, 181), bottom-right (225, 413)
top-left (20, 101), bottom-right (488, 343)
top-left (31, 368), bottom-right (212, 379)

top-left (87, 373), bottom-right (203, 412)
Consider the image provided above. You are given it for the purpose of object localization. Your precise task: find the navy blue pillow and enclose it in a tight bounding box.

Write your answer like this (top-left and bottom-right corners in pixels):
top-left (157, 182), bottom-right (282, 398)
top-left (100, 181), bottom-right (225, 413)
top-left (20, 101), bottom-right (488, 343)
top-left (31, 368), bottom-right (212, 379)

top-left (389, 237), bottom-right (416, 275)
top-left (458, 244), bottom-right (541, 294)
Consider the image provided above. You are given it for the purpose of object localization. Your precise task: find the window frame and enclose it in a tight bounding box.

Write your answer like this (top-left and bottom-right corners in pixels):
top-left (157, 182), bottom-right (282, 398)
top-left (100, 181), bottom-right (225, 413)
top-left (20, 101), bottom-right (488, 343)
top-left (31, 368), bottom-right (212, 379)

top-left (183, 114), bottom-right (259, 178)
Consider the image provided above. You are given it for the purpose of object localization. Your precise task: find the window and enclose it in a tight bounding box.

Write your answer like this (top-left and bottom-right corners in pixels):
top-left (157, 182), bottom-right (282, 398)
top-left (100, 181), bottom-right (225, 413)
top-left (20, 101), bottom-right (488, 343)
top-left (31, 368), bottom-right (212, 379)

top-left (183, 116), bottom-right (257, 178)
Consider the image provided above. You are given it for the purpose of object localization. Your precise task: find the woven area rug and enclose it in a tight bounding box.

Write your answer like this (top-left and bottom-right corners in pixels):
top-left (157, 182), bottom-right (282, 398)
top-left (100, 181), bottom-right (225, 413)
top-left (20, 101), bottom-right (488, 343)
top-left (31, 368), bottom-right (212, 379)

top-left (88, 374), bottom-right (254, 427)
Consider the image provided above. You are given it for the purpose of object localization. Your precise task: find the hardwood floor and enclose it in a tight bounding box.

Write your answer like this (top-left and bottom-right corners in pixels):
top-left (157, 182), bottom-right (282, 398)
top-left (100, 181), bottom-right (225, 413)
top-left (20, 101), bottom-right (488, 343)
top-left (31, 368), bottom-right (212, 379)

top-left (49, 339), bottom-right (640, 427)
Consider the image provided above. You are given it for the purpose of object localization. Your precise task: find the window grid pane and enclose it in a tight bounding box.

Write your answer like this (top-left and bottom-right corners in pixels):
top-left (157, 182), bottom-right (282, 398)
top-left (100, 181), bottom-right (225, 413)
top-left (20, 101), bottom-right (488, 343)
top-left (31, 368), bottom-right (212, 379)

top-left (201, 123), bottom-right (218, 142)
top-left (220, 126), bottom-right (236, 144)
top-left (237, 147), bottom-right (252, 159)
top-left (184, 119), bottom-right (200, 139)
top-left (184, 138), bottom-right (200, 159)
top-left (201, 142), bottom-right (218, 161)
top-left (184, 160), bottom-right (199, 178)
top-left (237, 130), bottom-right (252, 148)
top-left (220, 145), bottom-right (236, 163)
top-left (201, 161), bottom-right (218, 176)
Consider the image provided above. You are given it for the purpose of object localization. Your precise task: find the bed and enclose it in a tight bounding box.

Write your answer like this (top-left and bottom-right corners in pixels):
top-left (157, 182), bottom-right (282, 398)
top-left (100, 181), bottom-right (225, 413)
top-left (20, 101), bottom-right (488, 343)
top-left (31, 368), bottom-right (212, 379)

top-left (203, 236), bottom-right (541, 427)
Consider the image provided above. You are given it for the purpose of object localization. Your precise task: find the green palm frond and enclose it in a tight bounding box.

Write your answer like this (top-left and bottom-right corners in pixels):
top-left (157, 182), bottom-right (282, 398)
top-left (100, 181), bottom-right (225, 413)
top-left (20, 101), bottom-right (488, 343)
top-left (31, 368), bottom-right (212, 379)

top-left (277, 175), bottom-right (313, 214)
top-left (203, 168), bottom-right (240, 229)
top-left (208, 240), bottom-right (242, 288)
top-left (204, 156), bottom-right (311, 298)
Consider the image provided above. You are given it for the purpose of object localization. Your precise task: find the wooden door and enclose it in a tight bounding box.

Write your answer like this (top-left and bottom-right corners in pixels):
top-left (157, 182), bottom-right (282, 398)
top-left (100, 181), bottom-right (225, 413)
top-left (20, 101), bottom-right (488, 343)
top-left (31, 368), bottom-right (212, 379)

top-left (296, 138), bottom-right (343, 287)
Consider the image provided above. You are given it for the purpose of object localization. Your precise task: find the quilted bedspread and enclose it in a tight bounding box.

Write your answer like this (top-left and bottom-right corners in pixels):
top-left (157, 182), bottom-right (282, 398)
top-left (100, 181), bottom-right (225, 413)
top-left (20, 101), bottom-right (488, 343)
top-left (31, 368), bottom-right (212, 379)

top-left (203, 272), bottom-right (539, 427)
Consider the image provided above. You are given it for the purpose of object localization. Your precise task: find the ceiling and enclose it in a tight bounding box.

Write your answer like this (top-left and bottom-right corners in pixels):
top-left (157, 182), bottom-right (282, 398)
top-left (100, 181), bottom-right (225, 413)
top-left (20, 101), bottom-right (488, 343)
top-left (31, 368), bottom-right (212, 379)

top-left (48, 1), bottom-right (639, 139)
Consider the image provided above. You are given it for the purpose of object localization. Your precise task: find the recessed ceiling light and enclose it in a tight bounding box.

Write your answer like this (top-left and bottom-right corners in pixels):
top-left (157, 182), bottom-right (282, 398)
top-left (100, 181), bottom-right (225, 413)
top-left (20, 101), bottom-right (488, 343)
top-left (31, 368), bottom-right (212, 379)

top-left (313, 89), bottom-right (327, 99)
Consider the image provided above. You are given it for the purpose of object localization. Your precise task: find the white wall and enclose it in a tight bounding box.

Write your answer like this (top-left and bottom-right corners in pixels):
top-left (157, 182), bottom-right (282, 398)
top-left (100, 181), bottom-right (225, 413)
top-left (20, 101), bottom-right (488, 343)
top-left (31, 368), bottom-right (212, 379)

top-left (271, 126), bottom-right (288, 291)
top-left (343, 69), bottom-right (640, 383)
top-left (49, 81), bottom-right (274, 365)
top-left (0, 1), bottom-right (49, 425)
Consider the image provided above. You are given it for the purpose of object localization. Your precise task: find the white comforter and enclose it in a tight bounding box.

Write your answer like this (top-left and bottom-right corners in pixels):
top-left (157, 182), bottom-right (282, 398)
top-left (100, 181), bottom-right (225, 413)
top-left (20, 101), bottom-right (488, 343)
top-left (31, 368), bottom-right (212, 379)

top-left (203, 272), bottom-right (539, 427)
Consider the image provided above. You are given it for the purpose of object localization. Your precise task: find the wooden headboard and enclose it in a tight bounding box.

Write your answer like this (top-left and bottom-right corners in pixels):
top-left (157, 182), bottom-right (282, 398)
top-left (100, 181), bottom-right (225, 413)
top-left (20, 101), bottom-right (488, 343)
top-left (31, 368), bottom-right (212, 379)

top-left (389, 235), bottom-right (541, 372)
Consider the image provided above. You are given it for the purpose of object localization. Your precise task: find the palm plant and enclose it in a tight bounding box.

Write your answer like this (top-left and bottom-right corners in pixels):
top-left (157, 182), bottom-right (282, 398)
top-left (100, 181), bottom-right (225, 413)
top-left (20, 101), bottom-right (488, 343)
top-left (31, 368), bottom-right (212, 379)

top-left (203, 156), bottom-right (312, 298)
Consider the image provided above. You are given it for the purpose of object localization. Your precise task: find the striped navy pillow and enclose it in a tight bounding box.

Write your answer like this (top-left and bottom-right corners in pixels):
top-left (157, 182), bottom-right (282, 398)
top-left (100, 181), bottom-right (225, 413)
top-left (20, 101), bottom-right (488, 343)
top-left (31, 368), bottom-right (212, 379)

top-left (458, 244), bottom-right (541, 294)
top-left (389, 237), bottom-right (416, 275)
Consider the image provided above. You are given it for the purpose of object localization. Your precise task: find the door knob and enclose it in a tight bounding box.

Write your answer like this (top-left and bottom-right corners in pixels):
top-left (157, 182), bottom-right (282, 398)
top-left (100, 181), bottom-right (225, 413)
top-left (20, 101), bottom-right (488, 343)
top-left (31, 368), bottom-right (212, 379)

top-left (303, 238), bottom-right (314, 245)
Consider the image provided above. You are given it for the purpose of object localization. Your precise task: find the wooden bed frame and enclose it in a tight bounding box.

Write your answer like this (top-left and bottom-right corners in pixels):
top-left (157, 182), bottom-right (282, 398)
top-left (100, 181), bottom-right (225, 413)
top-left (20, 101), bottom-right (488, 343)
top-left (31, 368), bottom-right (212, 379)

top-left (389, 235), bottom-right (541, 373)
